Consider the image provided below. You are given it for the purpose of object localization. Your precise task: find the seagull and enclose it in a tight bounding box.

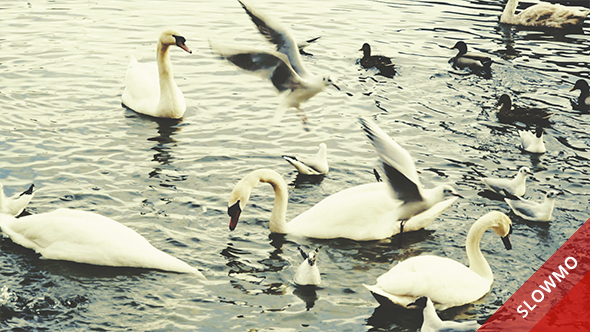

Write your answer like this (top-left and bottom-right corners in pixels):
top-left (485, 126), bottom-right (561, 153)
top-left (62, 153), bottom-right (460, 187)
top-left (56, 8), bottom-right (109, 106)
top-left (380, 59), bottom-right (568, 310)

top-left (0, 183), bottom-right (34, 217)
top-left (360, 118), bottom-right (462, 230)
top-left (294, 246), bottom-right (321, 286)
top-left (359, 43), bottom-right (396, 78)
top-left (210, 0), bottom-right (340, 129)
top-left (282, 143), bottom-right (329, 175)
top-left (505, 190), bottom-right (561, 222)
top-left (480, 167), bottom-right (533, 197)
top-left (407, 296), bottom-right (481, 332)
top-left (298, 36), bottom-right (320, 56)
top-left (519, 126), bottom-right (546, 154)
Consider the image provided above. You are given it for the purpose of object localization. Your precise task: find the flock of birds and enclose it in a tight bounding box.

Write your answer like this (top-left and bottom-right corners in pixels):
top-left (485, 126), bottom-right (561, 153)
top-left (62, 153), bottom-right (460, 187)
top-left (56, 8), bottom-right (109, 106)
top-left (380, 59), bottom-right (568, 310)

top-left (1, 0), bottom-right (589, 331)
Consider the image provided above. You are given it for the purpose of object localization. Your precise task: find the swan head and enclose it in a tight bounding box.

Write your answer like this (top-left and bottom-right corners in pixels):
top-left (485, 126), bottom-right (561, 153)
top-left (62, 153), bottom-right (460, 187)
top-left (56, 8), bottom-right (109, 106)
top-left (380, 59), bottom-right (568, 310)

top-left (159, 29), bottom-right (192, 54)
top-left (450, 41), bottom-right (468, 55)
top-left (484, 211), bottom-right (513, 250)
top-left (570, 79), bottom-right (589, 93)
top-left (322, 76), bottom-right (340, 90)
top-left (228, 177), bottom-right (254, 231)
top-left (406, 296), bottom-right (429, 309)
top-left (359, 43), bottom-right (371, 56)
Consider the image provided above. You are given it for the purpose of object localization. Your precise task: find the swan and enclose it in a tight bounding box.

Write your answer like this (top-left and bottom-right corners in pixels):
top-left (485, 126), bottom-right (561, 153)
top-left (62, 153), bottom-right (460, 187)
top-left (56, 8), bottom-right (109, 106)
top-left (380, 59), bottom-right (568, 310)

top-left (496, 94), bottom-right (551, 127)
top-left (505, 190), bottom-right (560, 222)
top-left (294, 246), bottom-right (321, 286)
top-left (0, 183), bottom-right (34, 217)
top-left (449, 41), bottom-right (492, 72)
top-left (0, 208), bottom-right (205, 277)
top-left (519, 126), bottom-right (546, 154)
top-left (408, 296), bottom-right (481, 332)
top-left (227, 169), bottom-right (458, 241)
top-left (282, 143), bottom-right (329, 176)
top-left (359, 43), bottom-right (396, 78)
top-left (570, 79), bottom-right (590, 110)
top-left (121, 29), bottom-right (192, 119)
top-left (480, 166), bottom-right (533, 197)
top-left (500, 0), bottom-right (590, 29)
top-left (210, 1), bottom-right (340, 129)
top-left (360, 118), bottom-right (462, 224)
top-left (364, 211), bottom-right (513, 310)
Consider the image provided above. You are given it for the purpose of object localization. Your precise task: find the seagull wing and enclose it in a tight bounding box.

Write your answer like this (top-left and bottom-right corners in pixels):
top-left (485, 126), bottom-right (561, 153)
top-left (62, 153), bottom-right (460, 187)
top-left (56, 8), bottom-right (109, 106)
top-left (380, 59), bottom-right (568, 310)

top-left (238, 0), bottom-right (309, 77)
top-left (360, 118), bottom-right (423, 202)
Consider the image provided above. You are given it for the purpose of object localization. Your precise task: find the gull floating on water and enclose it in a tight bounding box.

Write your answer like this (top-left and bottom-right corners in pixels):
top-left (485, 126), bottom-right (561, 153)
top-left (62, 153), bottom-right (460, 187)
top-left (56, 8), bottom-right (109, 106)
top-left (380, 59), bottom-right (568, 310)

top-left (505, 190), bottom-right (560, 222)
top-left (210, 0), bottom-right (340, 129)
top-left (0, 183), bottom-right (34, 217)
top-left (480, 166), bottom-right (533, 197)
top-left (282, 143), bottom-right (329, 175)
top-left (294, 246), bottom-right (321, 286)
top-left (407, 296), bottom-right (481, 332)
top-left (360, 118), bottom-right (462, 230)
top-left (519, 126), bottom-right (546, 154)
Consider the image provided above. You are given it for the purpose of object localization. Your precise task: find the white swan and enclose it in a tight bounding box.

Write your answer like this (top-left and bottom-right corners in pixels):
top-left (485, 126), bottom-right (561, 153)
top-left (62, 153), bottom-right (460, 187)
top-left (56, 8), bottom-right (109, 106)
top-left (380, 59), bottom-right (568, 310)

top-left (480, 166), bottom-right (532, 197)
top-left (505, 190), bottom-right (560, 222)
top-left (122, 29), bottom-right (192, 119)
top-left (500, 0), bottom-right (590, 29)
top-left (519, 127), bottom-right (546, 154)
top-left (294, 246), bottom-right (321, 286)
top-left (0, 208), bottom-right (205, 277)
top-left (227, 169), bottom-right (458, 241)
top-left (408, 296), bottom-right (481, 332)
top-left (0, 183), bottom-right (34, 217)
top-left (364, 211), bottom-right (512, 310)
top-left (282, 143), bottom-right (329, 175)
top-left (360, 118), bottom-right (462, 222)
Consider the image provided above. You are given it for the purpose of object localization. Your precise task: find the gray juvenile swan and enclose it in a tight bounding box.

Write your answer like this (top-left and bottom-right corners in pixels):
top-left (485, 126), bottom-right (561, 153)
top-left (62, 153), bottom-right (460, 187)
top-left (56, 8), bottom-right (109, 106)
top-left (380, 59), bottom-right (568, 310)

top-left (500, 0), bottom-right (590, 29)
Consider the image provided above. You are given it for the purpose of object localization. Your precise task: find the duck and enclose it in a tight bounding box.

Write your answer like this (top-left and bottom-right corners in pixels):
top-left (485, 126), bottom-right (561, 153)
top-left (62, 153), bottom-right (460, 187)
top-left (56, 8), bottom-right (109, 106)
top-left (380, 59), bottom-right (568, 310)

top-left (364, 211), bottom-right (513, 310)
top-left (500, 0), bottom-right (590, 29)
top-left (519, 126), bottom-right (546, 154)
top-left (227, 168), bottom-right (459, 241)
top-left (480, 166), bottom-right (533, 197)
top-left (282, 143), bottom-right (329, 176)
top-left (0, 208), bottom-right (206, 277)
top-left (294, 246), bottom-right (321, 286)
top-left (505, 190), bottom-right (560, 222)
top-left (121, 29), bottom-right (192, 119)
top-left (210, 1), bottom-right (339, 129)
top-left (496, 94), bottom-right (551, 127)
top-left (0, 183), bottom-right (34, 217)
top-left (449, 41), bottom-right (492, 72)
top-left (359, 43), bottom-right (396, 78)
top-left (570, 79), bottom-right (590, 111)
top-left (407, 296), bottom-right (481, 332)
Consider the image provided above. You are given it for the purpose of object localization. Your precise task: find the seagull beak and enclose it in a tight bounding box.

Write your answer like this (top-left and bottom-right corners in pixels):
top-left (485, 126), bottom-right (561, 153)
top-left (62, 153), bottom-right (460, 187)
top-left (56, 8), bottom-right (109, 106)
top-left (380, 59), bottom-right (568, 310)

top-left (331, 82), bottom-right (341, 91)
top-left (453, 192), bottom-right (464, 198)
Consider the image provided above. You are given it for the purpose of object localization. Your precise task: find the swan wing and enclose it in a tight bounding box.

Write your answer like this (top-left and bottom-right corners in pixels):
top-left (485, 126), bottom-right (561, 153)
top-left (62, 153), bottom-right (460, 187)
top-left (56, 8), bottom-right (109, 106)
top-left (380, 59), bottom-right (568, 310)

top-left (121, 56), bottom-right (160, 114)
top-left (518, 3), bottom-right (590, 28)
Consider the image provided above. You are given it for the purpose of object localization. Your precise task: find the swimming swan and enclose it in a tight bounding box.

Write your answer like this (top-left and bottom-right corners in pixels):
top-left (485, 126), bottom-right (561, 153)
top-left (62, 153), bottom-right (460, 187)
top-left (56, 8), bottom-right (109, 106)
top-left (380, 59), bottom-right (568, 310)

top-left (294, 246), bottom-right (321, 286)
top-left (364, 211), bottom-right (512, 310)
top-left (0, 208), bottom-right (205, 277)
top-left (0, 183), bottom-right (34, 217)
top-left (227, 169), bottom-right (458, 241)
top-left (282, 143), bottom-right (329, 175)
top-left (500, 0), bottom-right (590, 29)
top-left (408, 296), bottom-right (481, 332)
top-left (122, 29), bottom-right (192, 119)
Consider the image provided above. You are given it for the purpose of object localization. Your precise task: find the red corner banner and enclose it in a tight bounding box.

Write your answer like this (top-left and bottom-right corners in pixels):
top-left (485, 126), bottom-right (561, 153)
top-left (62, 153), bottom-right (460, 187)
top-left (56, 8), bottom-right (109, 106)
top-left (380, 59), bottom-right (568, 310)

top-left (479, 218), bottom-right (590, 331)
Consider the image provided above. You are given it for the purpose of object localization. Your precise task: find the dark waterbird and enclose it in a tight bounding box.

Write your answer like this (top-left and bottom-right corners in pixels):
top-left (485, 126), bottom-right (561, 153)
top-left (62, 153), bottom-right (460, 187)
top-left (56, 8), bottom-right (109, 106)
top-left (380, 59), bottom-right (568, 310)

top-left (449, 41), bottom-right (492, 75)
top-left (496, 94), bottom-right (551, 127)
top-left (359, 43), bottom-right (396, 78)
top-left (570, 79), bottom-right (590, 111)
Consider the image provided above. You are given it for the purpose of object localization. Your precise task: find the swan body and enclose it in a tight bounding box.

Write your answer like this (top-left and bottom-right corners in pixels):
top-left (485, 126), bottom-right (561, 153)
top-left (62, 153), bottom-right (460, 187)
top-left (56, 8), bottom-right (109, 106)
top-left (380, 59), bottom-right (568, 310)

top-left (0, 209), bottom-right (205, 277)
top-left (570, 79), bottom-right (590, 110)
top-left (505, 191), bottom-right (560, 222)
top-left (519, 127), bottom-right (546, 154)
top-left (496, 94), bottom-right (551, 127)
top-left (122, 29), bottom-right (192, 119)
top-left (364, 211), bottom-right (513, 310)
top-left (481, 166), bottom-right (533, 197)
top-left (294, 247), bottom-right (321, 286)
top-left (408, 296), bottom-right (481, 332)
top-left (500, 0), bottom-right (590, 29)
top-left (360, 118), bottom-right (462, 222)
top-left (359, 43), bottom-right (396, 78)
top-left (282, 143), bottom-right (329, 175)
top-left (0, 183), bottom-right (34, 217)
top-left (227, 169), bottom-right (458, 241)
top-left (449, 41), bottom-right (492, 71)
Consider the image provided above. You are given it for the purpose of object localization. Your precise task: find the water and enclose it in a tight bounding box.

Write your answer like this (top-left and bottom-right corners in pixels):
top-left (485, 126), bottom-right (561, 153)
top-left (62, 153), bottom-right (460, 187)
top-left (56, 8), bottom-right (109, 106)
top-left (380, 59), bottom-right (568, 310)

top-left (1, 0), bottom-right (589, 330)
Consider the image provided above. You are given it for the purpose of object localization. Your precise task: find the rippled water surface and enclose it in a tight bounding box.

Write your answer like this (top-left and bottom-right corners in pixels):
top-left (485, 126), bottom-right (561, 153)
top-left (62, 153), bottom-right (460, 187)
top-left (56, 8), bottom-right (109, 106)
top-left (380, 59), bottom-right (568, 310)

top-left (1, 0), bottom-right (590, 331)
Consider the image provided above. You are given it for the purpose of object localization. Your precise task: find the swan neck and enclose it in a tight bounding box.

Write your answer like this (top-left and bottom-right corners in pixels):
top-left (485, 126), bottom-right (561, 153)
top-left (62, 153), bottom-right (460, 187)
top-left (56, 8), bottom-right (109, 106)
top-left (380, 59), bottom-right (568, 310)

top-left (501, 0), bottom-right (519, 23)
top-left (256, 170), bottom-right (289, 234)
top-left (157, 42), bottom-right (173, 78)
top-left (466, 217), bottom-right (494, 282)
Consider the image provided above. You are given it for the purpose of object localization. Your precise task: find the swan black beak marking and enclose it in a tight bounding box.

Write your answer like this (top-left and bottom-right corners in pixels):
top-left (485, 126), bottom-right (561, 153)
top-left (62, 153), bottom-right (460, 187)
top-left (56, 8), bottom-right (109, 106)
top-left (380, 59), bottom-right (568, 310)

top-left (228, 200), bottom-right (241, 231)
top-left (501, 224), bottom-right (513, 250)
top-left (173, 35), bottom-right (192, 54)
